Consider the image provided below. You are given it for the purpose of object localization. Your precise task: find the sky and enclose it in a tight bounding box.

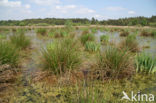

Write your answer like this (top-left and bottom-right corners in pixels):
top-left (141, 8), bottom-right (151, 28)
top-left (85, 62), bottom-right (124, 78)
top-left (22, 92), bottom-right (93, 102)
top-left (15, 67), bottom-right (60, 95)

top-left (0, 0), bottom-right (156, 20)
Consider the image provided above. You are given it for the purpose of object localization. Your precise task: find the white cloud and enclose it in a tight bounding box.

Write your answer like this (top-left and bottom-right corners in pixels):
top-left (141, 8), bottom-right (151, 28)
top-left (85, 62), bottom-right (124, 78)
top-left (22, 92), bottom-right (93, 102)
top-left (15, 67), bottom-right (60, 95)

top-left (33, 0), bottom-right (60, 5)
top-left (76, 7), bottom-right (95, 14)
top-left (65, 5), bottom-right (76, 9)
top-left (106, 6), bottom-right (125, 11)
top-left (0, 0), bottom-right (21, 7)
top-left (55, 5), bottom-right (95, 14)
top-left (0, 0), bottom-right (32, 20)
top-left (25, 4), bottom-right (31, 9)
top-left (128, 11), bottom-right (136, 14)
top-left (56, 5), bottom-right (76, 10)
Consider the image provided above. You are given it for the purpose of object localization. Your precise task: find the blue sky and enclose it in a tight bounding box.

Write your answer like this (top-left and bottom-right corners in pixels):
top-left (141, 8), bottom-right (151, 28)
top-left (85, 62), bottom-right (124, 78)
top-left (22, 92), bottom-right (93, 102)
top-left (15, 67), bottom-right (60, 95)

top-left (0, 0), bottom-right (155, 20)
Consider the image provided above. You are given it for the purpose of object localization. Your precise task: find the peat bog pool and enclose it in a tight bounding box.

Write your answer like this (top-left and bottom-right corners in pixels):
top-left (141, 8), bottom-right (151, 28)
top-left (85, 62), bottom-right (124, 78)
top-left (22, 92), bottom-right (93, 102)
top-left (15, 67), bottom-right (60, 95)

top-left (0, 27), bottom-right (156, 103)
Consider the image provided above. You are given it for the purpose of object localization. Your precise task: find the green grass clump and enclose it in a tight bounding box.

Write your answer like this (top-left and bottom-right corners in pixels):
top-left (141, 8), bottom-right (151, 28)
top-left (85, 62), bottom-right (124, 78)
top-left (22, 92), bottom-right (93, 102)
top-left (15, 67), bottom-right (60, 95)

top-left (80, 33), bottom-right (95, 45)
top-left (0, 41), bottom-right (19, 66)
top-left (85, 41), bottom-right (100, 52)
top-left (36, 28), bottom-right (47, 36)
top-left (119, 34), bottom-right (139, 52)
top-left (97, 47), bottom-right (134, 79)
top-left (119, 30), bottom-right (129, 37)
top-left (10, 32), bottom-right (31, 49)
top-left (136, 53), bottom-right (156, 74)
top-left (91, 28), bottom-right (97, 33)
top-left (50, 29), bottom-right (69, 38)
top-left (100, 35), bottom-right (109, 45)
top-left (150, 31), bottom-right (156, 38)
top-left (42, 38), bottom-right (81, 74)
top-left (82, 29), bottom-right (90, 35)
top-left (140, 30), bottom-right (156, 38)
top-left (140, 30), bottom-right (150, 37)
top-left (48, 31), bottom-right (54, 37)
top-left (0, 34), bottom-right (6, 39)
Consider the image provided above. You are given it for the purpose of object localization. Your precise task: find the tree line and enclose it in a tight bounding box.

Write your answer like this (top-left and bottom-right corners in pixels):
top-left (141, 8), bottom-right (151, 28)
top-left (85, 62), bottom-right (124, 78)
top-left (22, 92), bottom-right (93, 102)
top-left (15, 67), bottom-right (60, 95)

top-left (0, 16), bottom-right (155, 26)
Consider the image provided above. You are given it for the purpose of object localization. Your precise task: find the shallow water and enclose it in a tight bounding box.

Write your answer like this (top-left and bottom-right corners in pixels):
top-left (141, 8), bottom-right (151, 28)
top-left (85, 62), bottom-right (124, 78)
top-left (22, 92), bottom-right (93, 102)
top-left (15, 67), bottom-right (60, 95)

top-left (95, 30), bottom-right (156, 57)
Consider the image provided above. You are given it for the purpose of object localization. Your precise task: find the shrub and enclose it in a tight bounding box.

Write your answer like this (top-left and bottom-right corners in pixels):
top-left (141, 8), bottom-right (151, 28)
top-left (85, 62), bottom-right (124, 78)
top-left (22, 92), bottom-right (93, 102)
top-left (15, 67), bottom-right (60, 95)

top-left (85, 41), bottom-right (100, 52)
top-left (80, 33), bottom-right (95, 45)
top-left (120, 30), bottom-right (129, 37)
top-left (36, 28), bottom-right (47, 36)
top-left (42, 38), bottom-right (81, 74)
top-left (97, 47), bottom-right (134, 79)
top-left (119, 35), bottom-right (139, 52)
top-left (100, 35), bottom-right (109, 45)
top-left (136, 53), bottom-right (156, 74)
top-left (10, 32), bottom-right (31, 49)
top-left (0, 41), bottom-right (19, 66)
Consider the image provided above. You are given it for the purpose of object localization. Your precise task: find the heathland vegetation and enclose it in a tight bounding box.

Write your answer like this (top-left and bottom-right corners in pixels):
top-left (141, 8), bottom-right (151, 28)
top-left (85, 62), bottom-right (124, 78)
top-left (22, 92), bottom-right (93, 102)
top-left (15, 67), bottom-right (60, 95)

top-left (0, 23), bottom-right (156, 102)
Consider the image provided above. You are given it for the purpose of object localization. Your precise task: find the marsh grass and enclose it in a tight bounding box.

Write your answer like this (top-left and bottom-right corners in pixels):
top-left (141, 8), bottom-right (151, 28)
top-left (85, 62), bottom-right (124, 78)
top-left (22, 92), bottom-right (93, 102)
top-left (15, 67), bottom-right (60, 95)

top-left (80, 33), bottom-right (95, 45)
top-left (91, 28), bottom-right (97, 33)
top-left (119, 34), bottom-right (139, 52)
top-left (49, 29), bottom-right (71, 38)
top-left (85, 41), bottom-right (100, 52)
top-left (140, 30), bottom-right (156, 38)
top-left (42, 38), bottom-right (81, 74)
top-left (136, 53), bottom-right (156, 74)
top-left (100, 35), bottom-right (109, 45)
top-left (36, 28), bottom-right (47, 36)
top-left (0, 33), bottom-right (6, 39)
top-left (0, 41), bottom-right (19, 66)
top-left (82, 28), bottom-right (90, 35)
top-left (150, 31), bottom-right (156, 38)
top-left (97, 46), bottom-right (134, 79)
top-left (10, 32), bottom-right (31, 49)
top-left (119, 30), bottom-right (129, 37)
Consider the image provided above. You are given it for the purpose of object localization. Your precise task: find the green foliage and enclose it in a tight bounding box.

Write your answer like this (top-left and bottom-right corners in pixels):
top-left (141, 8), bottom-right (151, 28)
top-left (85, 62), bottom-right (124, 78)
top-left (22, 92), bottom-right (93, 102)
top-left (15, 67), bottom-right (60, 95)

top-left (10, 32), bottom-right (31, 49)
top-left (42, 38), bottom-right (81, 74)
top-left (0, 41), bottom-right (19, 66)
top-left (97, 46), bottom-right (134, 79)
top-left (0, 16), bottom-right (155, 26)
top-left (100, 35), bottom-right (109, 44)
top-left (120, 34), bottom-right (139, 52)
top-left (136, 53), bottom-right (156, 74)
top-left (36, 28), bottom-right (47, 36)
top-left (80, 33), bottom-right (95, 45)
top-left (85, 41), bottom-right (100, 52)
